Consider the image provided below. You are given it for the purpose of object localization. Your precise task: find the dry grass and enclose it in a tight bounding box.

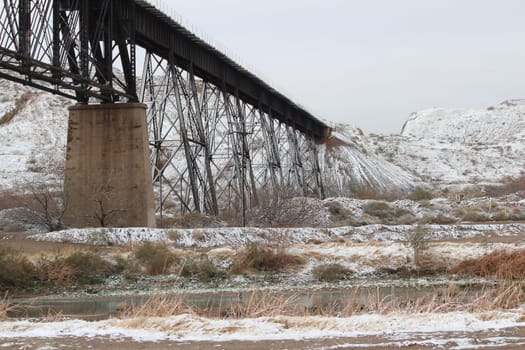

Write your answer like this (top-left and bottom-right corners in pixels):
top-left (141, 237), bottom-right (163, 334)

top-left (118, 290), bottom-right (299, 319)
top-left (409, 187), bottom-right (434, 201)
top-left (487, 174), bottom-right (525, 197)
top-left (226, 290), bottom-right (299, 318)
top-left (312, 263), bottom-right (353, 282)
top-left (117, 282), bottom-right (525, 321)
top-left (133, 242), bottom-right (178, 275)
top-left (337, 283), bottom-right (525, 316)
top-left (451, 249), bottom-right (525, 279)
top-left (118, 293), bottom-right (191, 319)
top-left (0, 293), bottom-right (9, 320)
top-left (230, 242), bottom-right (306, 274)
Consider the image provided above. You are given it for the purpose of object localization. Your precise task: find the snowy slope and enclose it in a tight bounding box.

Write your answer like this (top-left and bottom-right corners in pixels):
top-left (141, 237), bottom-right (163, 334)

top-left (371, 100), bottom-right (525, 186)
top-left (320, 125), bottom-right (418, 195)
top-left (0, 80), bottom-right (72, 191)
top-left (0, 79), bottom-right (417, 197)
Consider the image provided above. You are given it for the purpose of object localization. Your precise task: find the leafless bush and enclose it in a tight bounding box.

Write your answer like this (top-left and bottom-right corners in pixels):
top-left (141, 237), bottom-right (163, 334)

top-left (247, 187), bottom-right (316, 227)
top-left (85, 178), bottom-right (126, 227)
top-left (408, 186), bottom-right (434, 201)
top-left (312, 263), bottom-right (353, 282)
top-left (404, 224), bottom-right (430, 267)
top-left (486, 174), bottom-right (525, 197)
top-left (8, 183), bottom-right (67, 232)
top-left (157, 212), bottom-right (224, 229)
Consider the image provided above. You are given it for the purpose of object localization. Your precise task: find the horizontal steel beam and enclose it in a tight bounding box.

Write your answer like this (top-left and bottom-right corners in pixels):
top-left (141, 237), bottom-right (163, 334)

top-left (131, 0), bottom-right (331, 139)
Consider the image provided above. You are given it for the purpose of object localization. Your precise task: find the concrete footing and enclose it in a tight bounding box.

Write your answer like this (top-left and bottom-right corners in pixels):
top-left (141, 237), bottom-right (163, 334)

top-left (63, 103), bottom-right (156, 228)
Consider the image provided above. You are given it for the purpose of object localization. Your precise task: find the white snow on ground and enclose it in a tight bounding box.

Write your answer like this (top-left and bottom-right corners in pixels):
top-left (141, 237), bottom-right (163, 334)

top-left (28, 224), bottom-right (525, 276)
top-left (29, 223), bottom-right (525, 248)
top-left (0, 311), bottom-right (522, 344)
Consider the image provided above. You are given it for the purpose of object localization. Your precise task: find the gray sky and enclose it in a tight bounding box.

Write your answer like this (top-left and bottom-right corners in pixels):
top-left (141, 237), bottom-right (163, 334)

top-left (166, 0), bottom-right (525, 134)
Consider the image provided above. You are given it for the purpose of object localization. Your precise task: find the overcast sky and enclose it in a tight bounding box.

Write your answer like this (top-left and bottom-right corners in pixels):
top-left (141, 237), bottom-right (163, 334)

top-left (166, 0), bottom-right (525, 134)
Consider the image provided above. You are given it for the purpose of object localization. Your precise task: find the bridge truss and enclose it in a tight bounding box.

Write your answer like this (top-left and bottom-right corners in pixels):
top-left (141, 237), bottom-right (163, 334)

top-left (0, 0), bottom-right (329, 217)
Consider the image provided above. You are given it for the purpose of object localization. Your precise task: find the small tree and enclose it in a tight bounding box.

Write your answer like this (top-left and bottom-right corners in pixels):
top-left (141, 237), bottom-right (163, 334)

top-left (404, 224), bottom-right (430, 266)
top-left (10, 183), bottom-right (68, 232)
top-left (88, 180), bottom-right (126, 227)
top-left (247, 186), bottom-right (312, 227)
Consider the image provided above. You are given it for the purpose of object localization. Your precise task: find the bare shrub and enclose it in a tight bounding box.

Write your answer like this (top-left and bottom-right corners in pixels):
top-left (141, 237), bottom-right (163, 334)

top-left (363, 201), bottom-right (412, 224)
top-left (493, 208), bottom-right (510, 221)
top-left (38, 251), bottom-right (114, 286)
top-left (0, 249), bottom-right (38, 291)
top-left (312, 263), bottom-right (353, 282)
top-left (179, 256), bottom-right (226, 282)
top-left (486, 174), bottom-right (525, 197)
top-left (396, 213), bottom-right (417, 225)
top-left (429, 214), bottom-right (457, 225)
top-left (8, 183), bottom-right (67, 232)
top-left (87, 179), bottom-right (126, 227)
top-left (230, 242), bottom-right (305, 274)
top-left (134, 242), bottom-right (178, 275)
top-left (409, 186), bottom-right (434, 201)
top-left (462, 208), bottom-right (490, 222)
top-left (247, 187), bottom-right (315, 227)
top-left (191, 230), bottom-right (206, 242)
top-left (325, 201), bottom-right (358, 226)
top-left (157, 213), bottom-right (223, 229)
top-left (404, 224), bottom-right (430, 267)
top-left (451, 249), bottom-right (525, 279)
top-left (363, 201), bottom-right (394, 217)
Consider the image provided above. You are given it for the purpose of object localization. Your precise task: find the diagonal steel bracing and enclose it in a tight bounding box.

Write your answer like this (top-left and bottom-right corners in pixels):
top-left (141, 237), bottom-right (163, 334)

top-left (140, 51), bottom-right (326, 217)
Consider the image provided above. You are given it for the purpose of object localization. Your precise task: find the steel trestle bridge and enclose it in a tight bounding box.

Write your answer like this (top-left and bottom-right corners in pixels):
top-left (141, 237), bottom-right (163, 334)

top-left (0, 0), bottom-right (331, 216)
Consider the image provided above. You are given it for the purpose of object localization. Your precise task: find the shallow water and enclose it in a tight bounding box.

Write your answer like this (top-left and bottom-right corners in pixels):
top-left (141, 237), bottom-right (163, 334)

top-left (9, 283), bottom-right (488, 321)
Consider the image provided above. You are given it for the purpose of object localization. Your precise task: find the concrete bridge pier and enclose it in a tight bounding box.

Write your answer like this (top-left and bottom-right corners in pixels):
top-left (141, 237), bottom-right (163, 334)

top-left (63, 103), bottom-right (156, 228)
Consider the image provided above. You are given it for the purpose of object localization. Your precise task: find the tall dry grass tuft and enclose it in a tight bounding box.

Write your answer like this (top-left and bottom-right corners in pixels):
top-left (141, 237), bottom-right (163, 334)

top-left (338, 283), bottom-right (525, 316)
top-left (118, 293), bottom-right (191, 318)
top-left (226, 290), bottom-right (299, 318)
top-left (451, 249), bottom-right (525, 279)
top-left (0, 293), bottom-right (9, 321)
top-left (117, 283), bottom-right (525, 321)
top-left (230, 242), bottom-right (305, 274)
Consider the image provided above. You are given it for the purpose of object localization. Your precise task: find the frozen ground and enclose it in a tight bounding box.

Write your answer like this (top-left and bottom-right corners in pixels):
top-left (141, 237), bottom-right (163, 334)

top-left (29, 222), bottom-right (525, 247)
top-left (1, 310), bottom-right (524, 349)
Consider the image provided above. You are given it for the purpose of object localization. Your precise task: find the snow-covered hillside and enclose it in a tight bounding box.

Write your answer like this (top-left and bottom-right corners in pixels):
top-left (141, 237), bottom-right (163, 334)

top-left (320, 125), bottom-right (418, 196)
top-left (0, 79), bottom-right (417, 196)
top-left (0, 80), bottom-right (72, 191)
top-left (2, 76), bottom-right (522, 196)
top-left (370, 100), bottom-right (525, 187)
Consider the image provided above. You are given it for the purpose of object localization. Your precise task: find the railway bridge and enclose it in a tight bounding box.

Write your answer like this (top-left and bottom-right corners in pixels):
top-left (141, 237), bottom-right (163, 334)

top-left (0, 0), bottom-right (331, 227)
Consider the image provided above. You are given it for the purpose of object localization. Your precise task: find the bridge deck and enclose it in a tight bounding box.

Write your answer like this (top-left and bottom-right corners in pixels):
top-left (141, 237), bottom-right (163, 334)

top-left (132, 1), bottom-right (330, 139)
